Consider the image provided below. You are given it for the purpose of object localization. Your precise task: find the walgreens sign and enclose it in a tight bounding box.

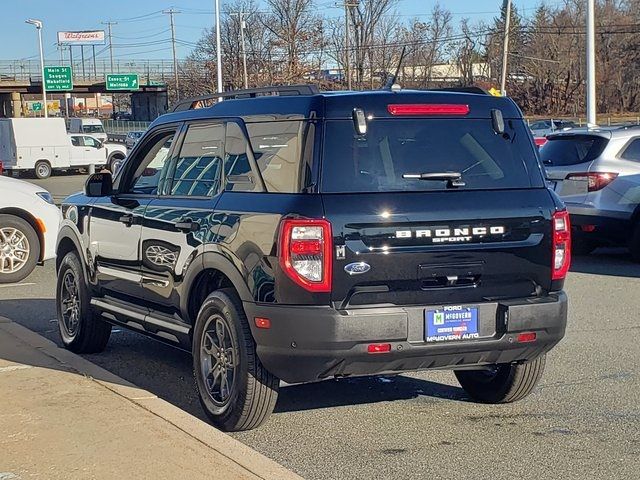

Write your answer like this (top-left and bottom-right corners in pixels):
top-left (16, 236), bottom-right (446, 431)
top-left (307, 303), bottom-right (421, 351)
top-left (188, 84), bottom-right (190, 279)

top-left (57, 31), bottom-right (106, 45)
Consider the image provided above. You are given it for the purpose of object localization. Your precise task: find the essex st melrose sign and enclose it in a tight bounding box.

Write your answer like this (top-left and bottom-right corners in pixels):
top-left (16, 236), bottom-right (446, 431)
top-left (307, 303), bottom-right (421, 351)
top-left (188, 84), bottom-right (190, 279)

top-left (43, 66), bottom-right (73, 91)
top-left (106, 74), bottom-right (140, 91)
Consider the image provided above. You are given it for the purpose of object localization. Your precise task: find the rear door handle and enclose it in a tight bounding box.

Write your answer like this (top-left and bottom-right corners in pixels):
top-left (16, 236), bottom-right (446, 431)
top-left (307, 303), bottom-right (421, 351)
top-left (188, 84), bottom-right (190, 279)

top-left (119, 214), bottom-right (134, 227)
top-left (175, 219), bottom-right (198, 232)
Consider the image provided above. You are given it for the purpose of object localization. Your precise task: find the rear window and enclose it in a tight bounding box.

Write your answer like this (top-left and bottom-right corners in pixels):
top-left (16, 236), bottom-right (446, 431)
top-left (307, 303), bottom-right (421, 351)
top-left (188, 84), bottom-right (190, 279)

top-left (540, 135), bottom-right (608, 166)
top-left (321, 119), bottom-right (542, 193)
top-left (83, 124), bottom-right (105, 134)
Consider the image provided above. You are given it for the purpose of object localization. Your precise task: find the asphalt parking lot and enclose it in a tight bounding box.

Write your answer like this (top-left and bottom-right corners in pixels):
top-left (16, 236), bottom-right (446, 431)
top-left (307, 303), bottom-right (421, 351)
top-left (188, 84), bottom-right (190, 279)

top-left (1, 170), bottom-right (639, 480)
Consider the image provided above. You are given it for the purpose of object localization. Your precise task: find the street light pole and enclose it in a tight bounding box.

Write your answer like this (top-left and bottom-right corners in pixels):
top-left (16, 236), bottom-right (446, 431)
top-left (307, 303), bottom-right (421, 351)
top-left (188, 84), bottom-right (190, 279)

top-left (215, 0), bottom-right (223, 94)
top-left (586, 0), bottom-right (597, 125)
top-left (26, 19), bottom-right (47, 118)
top-left (500, 0), bottom-right (512, 96)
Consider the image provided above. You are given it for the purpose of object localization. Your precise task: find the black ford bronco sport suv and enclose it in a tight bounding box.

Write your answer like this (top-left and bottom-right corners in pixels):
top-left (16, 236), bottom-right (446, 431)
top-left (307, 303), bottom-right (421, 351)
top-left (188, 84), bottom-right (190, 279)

top-left (56, 85), bottom-right (569, 431)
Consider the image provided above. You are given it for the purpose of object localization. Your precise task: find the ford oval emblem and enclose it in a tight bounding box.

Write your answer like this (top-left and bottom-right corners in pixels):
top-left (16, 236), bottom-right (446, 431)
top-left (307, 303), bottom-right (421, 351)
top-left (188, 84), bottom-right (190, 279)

top-left (344, 262), bottom-right (371, 276)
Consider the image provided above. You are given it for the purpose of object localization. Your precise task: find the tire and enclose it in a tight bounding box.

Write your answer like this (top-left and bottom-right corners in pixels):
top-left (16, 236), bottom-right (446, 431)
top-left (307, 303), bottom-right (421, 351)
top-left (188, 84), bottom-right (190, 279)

top-left (573, 238), bottom-right (598, 256)
top-left (34, 160), bottom-right (52, 179)
top-left (56, 251), bottom-right (111, 353)
top-left (0, 214), bottom-right (40, 284)
top-left (455, 354), bottom-right (546, 404)
top-left (630, 222), bottom-right (640, 263)
top-left (193, 289), bottom-right (279, 432)
top-left (108, 154), bottom-right (125, 174)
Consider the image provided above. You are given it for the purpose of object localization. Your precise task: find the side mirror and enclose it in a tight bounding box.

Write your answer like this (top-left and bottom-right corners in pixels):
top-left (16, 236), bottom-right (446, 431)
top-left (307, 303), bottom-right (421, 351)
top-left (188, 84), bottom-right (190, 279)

top-left (84, 172), bottom-right (113, 197)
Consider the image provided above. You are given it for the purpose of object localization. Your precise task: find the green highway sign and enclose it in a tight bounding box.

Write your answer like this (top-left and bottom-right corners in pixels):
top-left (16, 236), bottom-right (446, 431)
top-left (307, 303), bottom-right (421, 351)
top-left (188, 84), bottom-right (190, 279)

top-left (31, 102), bottom-right (43, 111)
top-left (106, 73), bottom-right (140, 91)
top-left (44, 66), bottom-right (73, 91)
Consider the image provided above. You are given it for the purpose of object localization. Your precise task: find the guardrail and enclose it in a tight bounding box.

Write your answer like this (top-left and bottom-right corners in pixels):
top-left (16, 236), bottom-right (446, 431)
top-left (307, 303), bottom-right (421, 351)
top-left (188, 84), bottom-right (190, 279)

top-left (103, 120), bottom-right (151, 134)
top-left (0, 59), bottom-right (177, 83)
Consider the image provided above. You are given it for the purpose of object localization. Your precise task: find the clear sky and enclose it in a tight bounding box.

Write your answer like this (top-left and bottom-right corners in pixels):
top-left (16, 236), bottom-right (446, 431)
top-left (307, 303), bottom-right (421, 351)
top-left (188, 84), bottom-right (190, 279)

top-left (5, 0), bottom-right (549, 62)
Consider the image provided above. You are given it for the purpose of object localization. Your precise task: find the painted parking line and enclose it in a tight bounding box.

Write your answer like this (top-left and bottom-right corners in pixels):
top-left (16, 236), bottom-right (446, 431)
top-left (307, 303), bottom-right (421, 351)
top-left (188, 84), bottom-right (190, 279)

top-left (0, 283), bottom-right (36, 289)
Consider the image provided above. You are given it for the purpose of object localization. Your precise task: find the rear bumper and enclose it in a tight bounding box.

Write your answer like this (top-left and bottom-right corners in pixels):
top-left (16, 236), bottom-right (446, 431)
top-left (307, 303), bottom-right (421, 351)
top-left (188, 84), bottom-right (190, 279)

top-left (244, 292), bottom-right (568, 384)
top-left (566, 203), bottom-right (631, 244)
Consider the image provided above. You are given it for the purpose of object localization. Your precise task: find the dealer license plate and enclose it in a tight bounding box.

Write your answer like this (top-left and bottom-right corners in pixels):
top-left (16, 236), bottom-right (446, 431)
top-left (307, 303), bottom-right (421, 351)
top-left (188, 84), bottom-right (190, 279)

top-left (425, 306), bottom-right (479, 342)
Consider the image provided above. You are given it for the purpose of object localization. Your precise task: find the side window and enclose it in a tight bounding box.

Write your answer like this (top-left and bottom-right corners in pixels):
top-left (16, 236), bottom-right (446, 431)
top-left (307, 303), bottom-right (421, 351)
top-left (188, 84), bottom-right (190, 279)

top-left (224, 122), bottom-right (259, 192)
top-left (169, 123), bottom-right (224, 197)
top-left (246, 121), bottom-right (308, 193)
top-left (84, 136), bottom-right (99, 148)
top-left (70, 136), bottom-right (81, 147)
top-left (621, 138), bottom-right (640, 161)
top-left (126, 130), bottom-right (176, 195)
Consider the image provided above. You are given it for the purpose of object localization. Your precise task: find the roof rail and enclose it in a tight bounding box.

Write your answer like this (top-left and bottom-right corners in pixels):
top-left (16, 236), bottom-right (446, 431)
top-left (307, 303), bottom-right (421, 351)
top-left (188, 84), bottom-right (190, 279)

top-left (427, 86), bottom-right (488, 95)
top-left (171, 84), bottom-right (321, 112)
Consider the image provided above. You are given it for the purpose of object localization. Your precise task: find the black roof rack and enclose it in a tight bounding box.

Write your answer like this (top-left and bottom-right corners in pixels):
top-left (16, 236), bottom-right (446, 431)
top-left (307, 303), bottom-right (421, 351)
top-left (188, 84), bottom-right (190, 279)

top-left (171, 84), bottom-right (320, 112)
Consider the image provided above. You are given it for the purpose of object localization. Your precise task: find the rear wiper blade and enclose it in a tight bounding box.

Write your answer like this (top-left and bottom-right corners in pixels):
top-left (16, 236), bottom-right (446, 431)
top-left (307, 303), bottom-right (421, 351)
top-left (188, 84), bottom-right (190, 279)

top-left (402, 171), bottom-right (466, 187)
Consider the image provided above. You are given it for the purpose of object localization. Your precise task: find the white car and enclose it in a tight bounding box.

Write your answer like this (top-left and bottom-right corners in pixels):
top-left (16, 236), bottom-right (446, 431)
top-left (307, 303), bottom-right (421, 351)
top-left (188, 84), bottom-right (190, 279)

top-left (125, 130), bottom-right (145, 149)
top-left (0, 176), bottom-right (62, 283)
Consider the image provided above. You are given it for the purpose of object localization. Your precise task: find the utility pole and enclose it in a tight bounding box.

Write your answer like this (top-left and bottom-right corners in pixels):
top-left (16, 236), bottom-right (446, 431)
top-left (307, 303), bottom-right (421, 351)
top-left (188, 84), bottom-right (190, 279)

top-left (230, 11), bottom-right (249, 88)
top-left (339, 1), bottom-right (358, 90)
top-left (215, 0), bottom-right (223, 94)
top-left (500, 0), bottom-right (512, 96)
top-left (163, 9), bottom-right (181, 100)
top-left (102, 21), bottom-right (118, 116)
top-left (586, 0), bottom-right (596, 125)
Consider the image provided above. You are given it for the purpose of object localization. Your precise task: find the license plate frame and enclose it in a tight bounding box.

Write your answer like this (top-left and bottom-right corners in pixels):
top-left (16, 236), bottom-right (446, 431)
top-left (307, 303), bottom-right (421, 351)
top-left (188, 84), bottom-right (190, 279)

top-left (425, 306), bottom-right (479, 342)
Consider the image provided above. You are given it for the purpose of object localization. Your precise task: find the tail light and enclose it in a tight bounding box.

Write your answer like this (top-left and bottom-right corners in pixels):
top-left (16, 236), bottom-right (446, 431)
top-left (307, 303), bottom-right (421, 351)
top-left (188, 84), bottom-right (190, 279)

top-left (0, 161), bottom-right (3, 176)
top-left (279, 219), bottom-right (332, 292)
top-left (552, 210), bottom-right (571, 280)
top-left (565, 172), bottom-right (618, 192)
top-left (534, 137), bottom-right (547, 148)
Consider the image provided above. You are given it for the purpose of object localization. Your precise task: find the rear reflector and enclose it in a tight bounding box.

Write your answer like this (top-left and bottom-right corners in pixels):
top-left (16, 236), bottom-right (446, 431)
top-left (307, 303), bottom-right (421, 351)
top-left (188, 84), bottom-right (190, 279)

top-left (254, 317), bottom-right (271, 329)
top-left (517, 332), bottom-right (537, 343)
top-left (565, 172), bottom-right (618, 192)
top-left (387, 104), bottom-right (470, 116)
top-left (367, 343), bottom-right (392, 354)
top-left (552, 210), bottom-right (571, 280)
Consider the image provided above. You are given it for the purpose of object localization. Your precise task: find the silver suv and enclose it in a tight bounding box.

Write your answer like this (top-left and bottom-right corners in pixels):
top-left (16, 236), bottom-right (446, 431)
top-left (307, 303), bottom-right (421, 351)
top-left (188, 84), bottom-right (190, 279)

top-left (541, 126), bottom-right (640, 258)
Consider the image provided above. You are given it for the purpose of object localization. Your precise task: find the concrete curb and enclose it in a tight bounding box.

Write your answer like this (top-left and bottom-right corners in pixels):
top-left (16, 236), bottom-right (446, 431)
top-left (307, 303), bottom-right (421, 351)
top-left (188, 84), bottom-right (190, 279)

top-left (0, 318), bottom-right (303, 480)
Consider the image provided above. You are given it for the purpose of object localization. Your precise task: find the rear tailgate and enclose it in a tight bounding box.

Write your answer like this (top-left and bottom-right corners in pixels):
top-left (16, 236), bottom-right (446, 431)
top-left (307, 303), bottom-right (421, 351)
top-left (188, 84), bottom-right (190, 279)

top-left (324, 189), bottom-right (554, 308)
top-left (319, 110), bottom-right (557, 309)
top-left (541, 133), bottom-right (609, 202)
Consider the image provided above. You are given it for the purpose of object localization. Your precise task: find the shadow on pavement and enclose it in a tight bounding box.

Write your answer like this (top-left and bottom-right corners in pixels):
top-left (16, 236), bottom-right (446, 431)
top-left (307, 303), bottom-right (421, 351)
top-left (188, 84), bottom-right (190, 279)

top-left (275, 375), bottom-right (468, 413)
top-left (0, 297), bottom-right (467, 423)
top-left (570, 248), bottom-right (640, 278)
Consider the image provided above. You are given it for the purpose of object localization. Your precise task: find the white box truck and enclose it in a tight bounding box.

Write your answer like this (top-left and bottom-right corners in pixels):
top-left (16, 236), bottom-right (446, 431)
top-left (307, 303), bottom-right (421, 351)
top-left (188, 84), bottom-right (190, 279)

top-left (0, 118), bottom-right (107, 179)
top-left (68, 118), bottom-right (107, 142)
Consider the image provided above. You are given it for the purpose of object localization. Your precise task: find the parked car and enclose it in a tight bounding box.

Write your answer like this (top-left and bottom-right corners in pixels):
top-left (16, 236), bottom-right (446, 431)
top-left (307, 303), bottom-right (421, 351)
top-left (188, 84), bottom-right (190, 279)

top-left (530, 119), bottom-right (576, 137)
top-left (68, 118), bottom-right (107, 143)
top-left (69, 134), bottom-right (126, 173)
top-left (1, 118), bottom-right (107, 179)
top-left (0, 175), bottom-right (61, 283)
top-left (125, 130), bottom-right (145, 150)
top-left (56, 85), bottom-right (569, 431)
top-left (112, 112), bottom-right (133, 121)
top-left (541, 126), bottom-right (640, 257)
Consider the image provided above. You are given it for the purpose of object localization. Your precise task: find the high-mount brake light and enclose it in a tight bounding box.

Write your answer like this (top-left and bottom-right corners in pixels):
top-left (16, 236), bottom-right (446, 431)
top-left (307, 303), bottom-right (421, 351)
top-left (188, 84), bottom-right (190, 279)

top-left (279, 219), bottom-right (332, 293)
top-left (387, 104), bottom-right (470, 116)
top-left (552, 210), bottom-right (571, 281)
top-left (565, 172), bottom-right (618, 192)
